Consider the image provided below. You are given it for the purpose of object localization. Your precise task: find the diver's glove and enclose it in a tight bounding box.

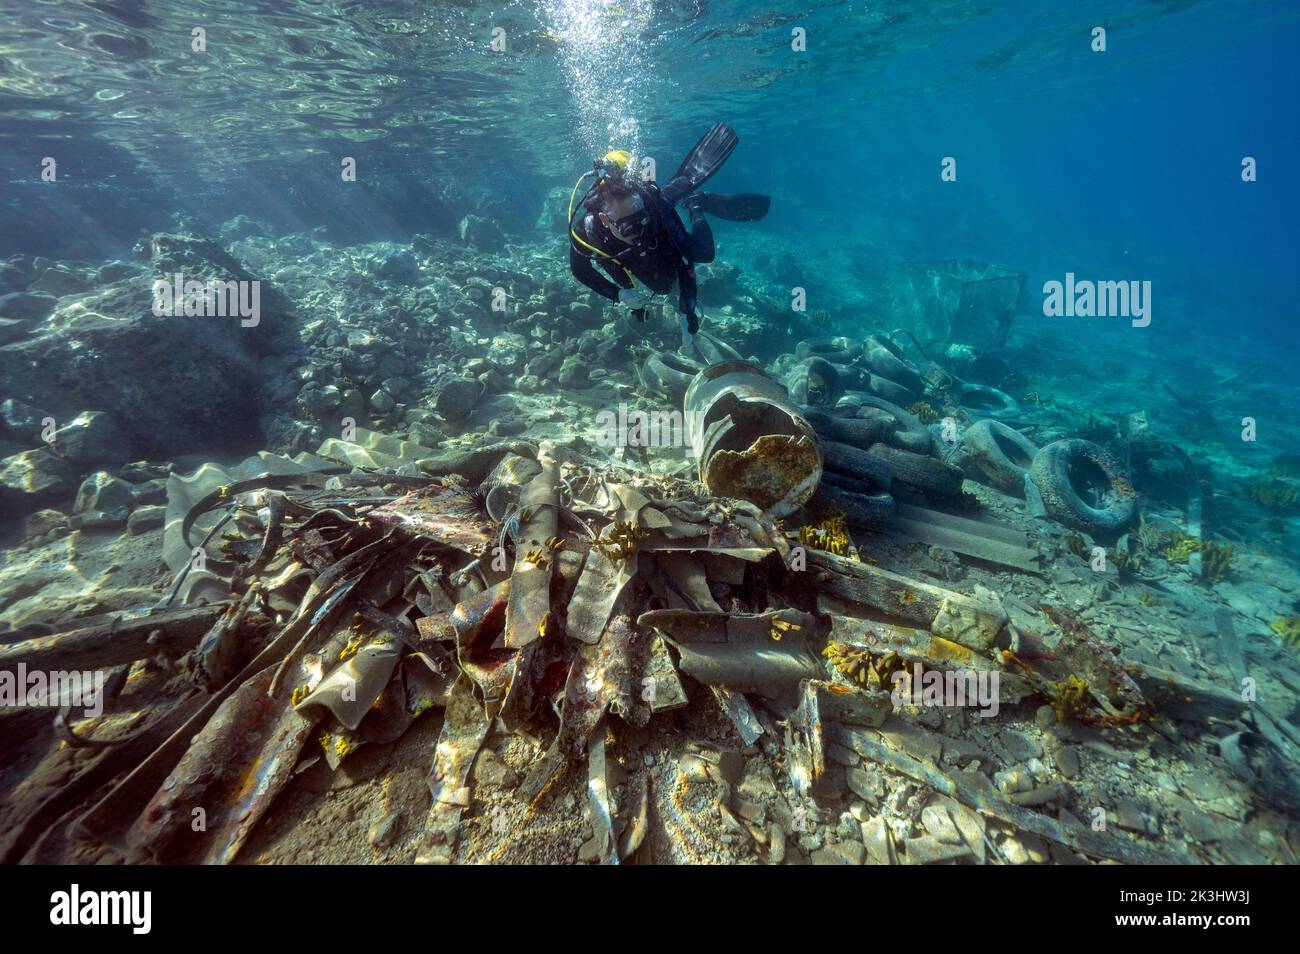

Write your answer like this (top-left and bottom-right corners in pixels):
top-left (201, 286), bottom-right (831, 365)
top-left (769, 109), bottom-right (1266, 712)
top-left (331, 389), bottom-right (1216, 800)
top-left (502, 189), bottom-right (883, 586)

top-left (618, 287), bottom-right (652, 310)
top-left (679, 297), bottom-right (700, 335)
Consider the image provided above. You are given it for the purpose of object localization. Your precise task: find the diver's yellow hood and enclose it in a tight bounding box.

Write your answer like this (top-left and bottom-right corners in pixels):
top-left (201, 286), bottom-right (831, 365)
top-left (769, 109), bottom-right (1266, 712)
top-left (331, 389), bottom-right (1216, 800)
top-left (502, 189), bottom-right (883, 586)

top-left (602, 149), bottom-right (632, 173)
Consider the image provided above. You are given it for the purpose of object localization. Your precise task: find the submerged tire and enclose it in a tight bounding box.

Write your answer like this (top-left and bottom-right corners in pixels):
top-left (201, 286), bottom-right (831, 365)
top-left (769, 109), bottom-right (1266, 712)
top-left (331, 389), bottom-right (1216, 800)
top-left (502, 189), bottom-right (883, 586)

top-left (642, 352), bottom-right (704, 402)
top-left (784, 356), bottom-right (845, 406)
top-left (840, 392), bottom-right (934, 455)
top-left (965, 419), bottom-right (1039, 495)
top-left (817, 483), bottom-right (895, 528)
top-left (693, 332), bottom-right (743, 365)
top-left (867, 443), bottom-right (965, 499)
top-left (887, 427), bottom-right (934, 456)
top-left (863, 334), bottom-right (924, 395)
top-left (952, 382), bottom-right (1021, 421)
top-left (803, 409), bottom-right (897, 450)
top-left (1029, 439), bottom-right (1137, 535)
top-left (796, 336), bottom-right (860, 365)
top-left (867, 372), bottom-right (918, 406)
top-left (820, 439), bottom-right (894, 492)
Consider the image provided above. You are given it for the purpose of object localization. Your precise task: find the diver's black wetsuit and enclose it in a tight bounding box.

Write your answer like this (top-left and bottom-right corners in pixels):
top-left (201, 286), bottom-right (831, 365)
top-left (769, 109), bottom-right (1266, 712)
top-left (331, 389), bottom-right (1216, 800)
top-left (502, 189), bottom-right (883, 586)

top-left (568, 183), bottom-right (715, 323)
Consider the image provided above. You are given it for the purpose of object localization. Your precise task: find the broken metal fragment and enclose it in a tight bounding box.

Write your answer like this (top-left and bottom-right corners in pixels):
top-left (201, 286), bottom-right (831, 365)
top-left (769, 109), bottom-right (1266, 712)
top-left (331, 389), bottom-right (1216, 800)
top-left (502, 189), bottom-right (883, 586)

top-left (619, 772), bottom-right (650, 860)
top-left (296, 640), bottom-right (402, 731)
top-left (586, 723), bottom-right (619, 865)
top-left (0, 602), bottom-right (229, 673)
top-left (1041, 604), bottom-right (1147, 721)
top-left (504, 461), bottom-right (560, 649)
top-left (878, 501), bottom-right (1042, 574)
top-left (247, 492), bottom-right (286, 574)
top-left (519, 639), bottom-right (611, 805)
top-left (829, 722), bottom-right (1182, 864)
top-left (1123, 662), bottom-right (1246, 724)
top-left (644, 636), bottom-right (689, 713)
top-left (638, 608), bottom-right (822, 704)
top-left (822, 610), bottom-right (1037, 704)
top-left (656, 551), bottom-right (723, 612)
top-left (368, 483), bottom-right (495, 553)
top-left (567, 526), bottom-right (638, 645)
top-left (188, 583), bottom-right (263, 692)
top-left (416, 674), bottom-right (490, 865)
top-left (807, 678), bottom-right (894, 728)
top-left (712, 686), bottom-right (764, 745)
top-left (795, 678), bottom-right (893, 792)
top-left (449, 579), bottom-right (509, 648)
top-left (125, 666), bottom-right (318, 864)
top-left (803, 549), bottom-right (1008, 651)
top-left (930, 596), bottom-right (1008, 655)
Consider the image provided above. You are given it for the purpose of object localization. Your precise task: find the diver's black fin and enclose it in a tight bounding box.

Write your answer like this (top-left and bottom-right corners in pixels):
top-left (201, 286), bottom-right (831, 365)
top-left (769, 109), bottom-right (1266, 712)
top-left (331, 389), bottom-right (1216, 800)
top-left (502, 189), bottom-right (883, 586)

top-left (671, 123), bottom-right (739, 194)
top-left (693, 192), bottom-right (771, 222)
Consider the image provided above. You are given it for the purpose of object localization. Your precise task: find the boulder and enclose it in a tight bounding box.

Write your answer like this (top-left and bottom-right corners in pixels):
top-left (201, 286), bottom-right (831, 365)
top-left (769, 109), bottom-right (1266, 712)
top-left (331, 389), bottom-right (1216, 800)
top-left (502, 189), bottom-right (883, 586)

top-left (434, 376), bottom-right (481, 423)
top-left (338, 389), bottom-right (366, 423)
top-left (0, 233), bottom-right (294, 458)
top-left (0, 291), bottom-right (58, 322)
top-left (298, 384), bottom-right (343, 420)
top-left (489, 332), bottom-right (529, 372)
top-left (557, 355), bottom-right (590, 389)
top-left (0, 317), bottom-right (30, 344)
top-left (126, 503), bottom-right (167, 536)
top-left (377, 248), bottom-right (420, 280)
top-left (407, 422), bottom-right (446, 448)
top-left (535, 185), bottom-right (571, 233)
top-left (458, 214), bottom-right (506, 253)
top-left (0, 448), bottom-right (76, 512)
top-left (72, 471), bottom-right (135, 528)
top-left (21, 508), bottom-right (70, 544)
top-left (51, 410), bottom-right (130, 466)
top-left (1, 398), bottom-right (53, 442)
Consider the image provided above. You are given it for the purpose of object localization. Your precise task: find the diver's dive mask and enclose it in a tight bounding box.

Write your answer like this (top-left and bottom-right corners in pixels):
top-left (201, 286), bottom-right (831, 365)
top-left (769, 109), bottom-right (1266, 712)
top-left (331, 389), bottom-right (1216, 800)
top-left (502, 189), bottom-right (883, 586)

top-left (608, 191), bottom-right (656, 243)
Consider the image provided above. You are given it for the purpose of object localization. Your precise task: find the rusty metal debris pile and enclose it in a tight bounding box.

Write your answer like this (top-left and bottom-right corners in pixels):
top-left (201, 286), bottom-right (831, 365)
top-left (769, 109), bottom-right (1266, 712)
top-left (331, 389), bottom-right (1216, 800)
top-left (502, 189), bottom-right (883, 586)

top-left (3, 363), bottom-right (1269, 866)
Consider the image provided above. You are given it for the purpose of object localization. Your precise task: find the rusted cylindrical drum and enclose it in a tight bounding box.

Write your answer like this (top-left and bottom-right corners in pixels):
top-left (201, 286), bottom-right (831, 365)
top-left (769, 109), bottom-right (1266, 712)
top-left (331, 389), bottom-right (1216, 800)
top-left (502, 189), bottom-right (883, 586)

top-left (684, 360), bottom-right (823, 516)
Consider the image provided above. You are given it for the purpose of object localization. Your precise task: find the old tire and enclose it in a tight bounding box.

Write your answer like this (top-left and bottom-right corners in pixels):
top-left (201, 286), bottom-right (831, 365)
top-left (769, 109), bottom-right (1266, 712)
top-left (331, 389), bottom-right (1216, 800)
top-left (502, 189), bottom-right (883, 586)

top-left (952, 382), bottom-right (1021, 421)
top-left (802, 408), bottom-right (897, 450)
top-left (840, 393), bottom-right (934, 455)
top-left (965, 419), bottom-right (1039, 495)
top-left (796, 336), bottom-right (860, 365)
top-left (642, 352), bottom-right (704, 402)
top-left (817, 483), bottom-right (895, 528)
top-left (820, 439), bottom-right (894, 492)
top-left (867, 372), bottom-right (918, 406)
top-left (1028, 439), bottom-right (1137, 535)
top-left (863, 334), bottom-right (924, 394)
top-left (784, 356), bottom-right (845, 406)
top-left (694, 331), bottom-right (743, 365)
top-left (867, 443), bottom-right (964, 499)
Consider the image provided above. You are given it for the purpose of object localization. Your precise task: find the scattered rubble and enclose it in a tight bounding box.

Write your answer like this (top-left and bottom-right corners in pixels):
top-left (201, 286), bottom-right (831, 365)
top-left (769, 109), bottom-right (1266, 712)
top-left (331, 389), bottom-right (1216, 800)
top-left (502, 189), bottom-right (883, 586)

top-left (1, 233), bottom-right (1297, 867)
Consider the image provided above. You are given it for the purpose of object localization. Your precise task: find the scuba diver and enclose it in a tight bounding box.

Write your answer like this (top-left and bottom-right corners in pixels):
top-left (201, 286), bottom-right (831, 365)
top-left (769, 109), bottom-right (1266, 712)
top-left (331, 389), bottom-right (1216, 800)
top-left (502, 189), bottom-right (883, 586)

top-left (567, 123), bottom-right (770, 354)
